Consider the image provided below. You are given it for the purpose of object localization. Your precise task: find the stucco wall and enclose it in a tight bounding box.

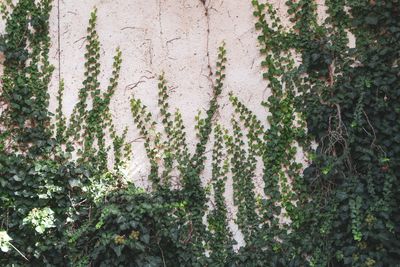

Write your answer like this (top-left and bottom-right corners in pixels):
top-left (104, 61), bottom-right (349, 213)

top-left (48, 0), bottom-right (275, 184)
top-left (1, 0), bottom-right (320, 248)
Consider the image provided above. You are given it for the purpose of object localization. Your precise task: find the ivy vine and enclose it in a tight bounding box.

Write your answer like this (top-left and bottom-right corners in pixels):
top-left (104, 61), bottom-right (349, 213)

top-left (1, 0), bottom-right (399, 266)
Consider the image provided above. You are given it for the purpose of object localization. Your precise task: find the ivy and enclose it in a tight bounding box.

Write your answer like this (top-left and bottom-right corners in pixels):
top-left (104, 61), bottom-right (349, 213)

top-left (130, 43), bottom-right (228, 265)
top-left (207, 124), bottom-right (235, 264)
top-left (0, 3), bottom-right (129, 265)
top-left (1, 0), bottom-right (399, 266)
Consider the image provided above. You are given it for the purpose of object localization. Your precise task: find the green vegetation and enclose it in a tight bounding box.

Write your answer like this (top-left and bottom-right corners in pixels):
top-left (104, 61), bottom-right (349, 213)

top-left (0, 0), bottom-right (399, 266)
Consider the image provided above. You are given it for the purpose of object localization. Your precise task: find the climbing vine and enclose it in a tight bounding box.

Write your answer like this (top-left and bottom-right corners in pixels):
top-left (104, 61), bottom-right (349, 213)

top-left (0, 2), bottom-right (129, 265)
top-left (1, 0), bottom-right (399, 266)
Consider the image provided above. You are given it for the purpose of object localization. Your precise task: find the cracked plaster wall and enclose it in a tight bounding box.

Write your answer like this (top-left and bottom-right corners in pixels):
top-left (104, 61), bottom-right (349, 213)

top-left (47, 0), bottom-right (280, 189)
top-left (0, 0), bottom-right (331, 248)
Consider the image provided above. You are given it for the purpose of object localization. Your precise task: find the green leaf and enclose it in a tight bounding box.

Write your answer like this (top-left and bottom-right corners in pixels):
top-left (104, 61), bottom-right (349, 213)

top-left (365, 16), bottom-right (378, 25)
top-left (0, 231), bottom-right (12, 252)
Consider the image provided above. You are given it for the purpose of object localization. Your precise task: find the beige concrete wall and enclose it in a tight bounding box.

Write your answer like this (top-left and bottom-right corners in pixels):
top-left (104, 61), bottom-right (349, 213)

top-left (49, 0), bottom-right (272, 184)
top-left (1, 0), bottom-right (318, 248)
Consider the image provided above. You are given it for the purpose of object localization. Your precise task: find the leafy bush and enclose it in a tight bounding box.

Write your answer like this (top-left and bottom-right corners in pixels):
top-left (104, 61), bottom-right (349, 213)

top-left (69, 186), bottom-right (188, 267)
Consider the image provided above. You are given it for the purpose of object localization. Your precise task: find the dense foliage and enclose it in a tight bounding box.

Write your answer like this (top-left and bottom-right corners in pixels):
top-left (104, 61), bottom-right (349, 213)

top-left (0, 0), bottom-right (399, 266)
top-left (290, 0), bottom-right (400, 265)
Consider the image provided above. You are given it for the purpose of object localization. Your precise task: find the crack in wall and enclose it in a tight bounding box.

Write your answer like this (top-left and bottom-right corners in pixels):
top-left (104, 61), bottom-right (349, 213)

top-left (57, 0), bottom-right (61, 84)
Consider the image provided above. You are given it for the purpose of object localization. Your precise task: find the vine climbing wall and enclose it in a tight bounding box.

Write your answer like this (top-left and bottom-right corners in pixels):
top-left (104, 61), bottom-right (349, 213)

top-left (50, 0), bottom-right (294, 247)
top-left (44, 0), bottom-right (275, 184)
top-left (1, 0), bottom-right (399, 266)
top-left (0, 0), bottom-right (328, 248)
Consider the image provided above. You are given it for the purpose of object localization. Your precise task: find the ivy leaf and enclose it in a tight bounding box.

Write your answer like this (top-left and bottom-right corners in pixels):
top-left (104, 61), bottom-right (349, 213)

top-left (141, 233), bottom-right (150, 245)
top-left (35, 225), bottom-right (46, 234)
top-left (68, 179), bottom-right (82, 188)
top-left (12, 175), bottom-right (22, 182)
top-left (365, 16), bottom-right (378, 25)
top-left (0, 231), bottom-right (12, 252)
top-left (336, 191), bottom-right (348, 201)
top-left (112, 245), bottom-right (123, 257)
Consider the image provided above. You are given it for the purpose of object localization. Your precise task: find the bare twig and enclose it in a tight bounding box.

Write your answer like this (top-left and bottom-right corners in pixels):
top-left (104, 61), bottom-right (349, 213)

top-left (157, 241), bottom-right (167, 267)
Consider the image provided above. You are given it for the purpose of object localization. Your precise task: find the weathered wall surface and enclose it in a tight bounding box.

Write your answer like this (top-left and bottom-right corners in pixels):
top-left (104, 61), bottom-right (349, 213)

top-left (1, 0), bottom-right (310, 247)
top-left (0, 0), bottom-right (310, 179)
top-left (49, 0), bottom-right (272, 184)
